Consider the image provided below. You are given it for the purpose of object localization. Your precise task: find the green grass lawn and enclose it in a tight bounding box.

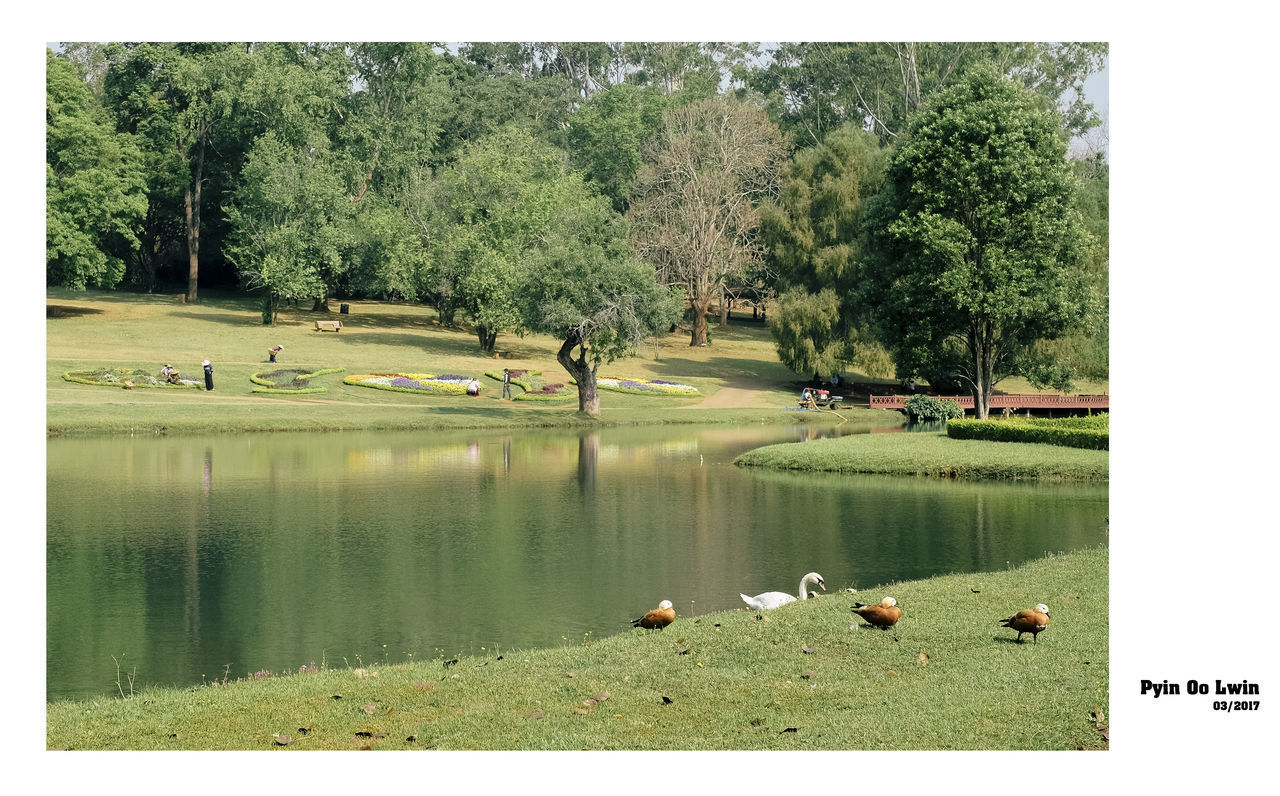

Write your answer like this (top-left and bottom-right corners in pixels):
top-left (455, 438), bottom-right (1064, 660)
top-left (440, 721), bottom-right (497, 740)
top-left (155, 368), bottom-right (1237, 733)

top-left (735, 431), bottom-right (1109, 481)
top-left (46, 547), bottom-right (1108, 750)
top-left (46, 288), bottom-right (887, 436)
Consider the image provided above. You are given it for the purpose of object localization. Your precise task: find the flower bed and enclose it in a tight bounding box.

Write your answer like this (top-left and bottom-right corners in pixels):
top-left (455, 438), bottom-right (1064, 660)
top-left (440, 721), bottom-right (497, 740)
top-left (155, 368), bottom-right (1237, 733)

top-left (592, 376), bottom-right (699, 396)
top-left (64, 368), bottom-right (202, 389)
top-left (485, 369), bottom-right (576, 403)
top-left (344, 372), bottom-right (474, 396)
top-left (250, 367), bottom-right (345, 395)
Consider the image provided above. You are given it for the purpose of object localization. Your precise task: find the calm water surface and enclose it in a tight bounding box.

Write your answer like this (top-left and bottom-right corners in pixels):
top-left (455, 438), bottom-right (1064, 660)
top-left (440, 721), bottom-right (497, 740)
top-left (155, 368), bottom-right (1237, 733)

top-left (47, 425), bottom-right (1107, 701)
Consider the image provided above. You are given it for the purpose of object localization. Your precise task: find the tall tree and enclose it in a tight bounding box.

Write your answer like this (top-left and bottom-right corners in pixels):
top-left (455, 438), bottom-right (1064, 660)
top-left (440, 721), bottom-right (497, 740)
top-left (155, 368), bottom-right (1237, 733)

top-left (630, 96), bottom-right (788, 346)
top-left (46, 49), bottom-right (147, 290)
top-left (759, 123), bottom-right (889, 379)
top-left (223, 132), bottom-right (351, 323)
top-left (519, 193), bottom-right (683, 416)
top-left (861, 70), bottom-right (1097, 418)
top-left (431, 126), bottom-right (590, 352)
top-left (107, 43), bottom-right (252, 302)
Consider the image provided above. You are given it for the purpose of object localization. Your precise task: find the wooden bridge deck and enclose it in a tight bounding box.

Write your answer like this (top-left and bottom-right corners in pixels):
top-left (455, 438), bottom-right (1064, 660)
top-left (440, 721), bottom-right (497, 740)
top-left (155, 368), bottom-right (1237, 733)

top-left (869, 394), bottom-right (1109, 411)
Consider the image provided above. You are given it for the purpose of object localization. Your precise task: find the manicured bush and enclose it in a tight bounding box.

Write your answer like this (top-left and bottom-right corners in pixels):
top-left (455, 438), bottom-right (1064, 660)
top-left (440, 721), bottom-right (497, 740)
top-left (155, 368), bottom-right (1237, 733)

top-left (903, 394), bottom-right (964, 421)
top-left (250, 367), bottom-right (344, 394)
top-left (947, 414), bottom-right (1109, 450)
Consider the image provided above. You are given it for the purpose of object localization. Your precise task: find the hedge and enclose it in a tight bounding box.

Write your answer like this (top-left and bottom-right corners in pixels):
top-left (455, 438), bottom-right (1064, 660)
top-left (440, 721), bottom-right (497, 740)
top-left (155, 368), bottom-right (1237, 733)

top-left (946, 414), bottom-right (1109, 450)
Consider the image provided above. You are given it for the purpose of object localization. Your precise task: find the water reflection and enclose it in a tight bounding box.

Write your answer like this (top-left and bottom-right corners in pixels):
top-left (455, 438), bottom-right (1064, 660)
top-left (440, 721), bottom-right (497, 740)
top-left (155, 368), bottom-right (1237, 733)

top-left (47, 424), bottom-right (1106, 701)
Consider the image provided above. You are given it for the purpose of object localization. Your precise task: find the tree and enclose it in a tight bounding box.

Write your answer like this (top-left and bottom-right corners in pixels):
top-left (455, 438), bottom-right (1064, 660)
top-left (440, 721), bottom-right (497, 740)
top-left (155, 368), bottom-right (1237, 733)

top-left (106, 43), bottom-right (251, 302)
top-left (566, 83), bottom-right (668, 213)
top-left (759, 123), bottom-right (889, 378)
top-left (46, 49), bottom-right (147, 290)
top-left (748, 42), bottom-right (1107, 146)
top-left (861, 70), bottom-right (1097, 418)
top-left (223, 132), bottom-right (351, 323)
top-left (431, 126), bottom-right (591, 352)
top-left (519, 193), bottom-right (683, 416)
top-left (630, 96), bottom-right (788, 346)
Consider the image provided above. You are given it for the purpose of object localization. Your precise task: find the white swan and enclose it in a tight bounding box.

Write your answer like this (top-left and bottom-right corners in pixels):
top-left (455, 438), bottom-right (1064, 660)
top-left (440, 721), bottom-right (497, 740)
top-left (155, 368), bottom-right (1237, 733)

top-left (740, 572), bottom-right (825, 611)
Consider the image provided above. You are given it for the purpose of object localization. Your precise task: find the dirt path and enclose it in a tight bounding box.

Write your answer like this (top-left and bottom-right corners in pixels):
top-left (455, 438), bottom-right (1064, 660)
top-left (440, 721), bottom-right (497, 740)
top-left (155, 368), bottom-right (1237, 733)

top-left (688, 381), bottom-right (778, 409)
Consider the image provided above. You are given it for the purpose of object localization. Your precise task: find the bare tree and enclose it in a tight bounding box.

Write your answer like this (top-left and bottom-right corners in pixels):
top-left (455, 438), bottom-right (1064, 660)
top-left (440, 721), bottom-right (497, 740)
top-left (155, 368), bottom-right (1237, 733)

top-left (629, 97), bottom-right (788, 346)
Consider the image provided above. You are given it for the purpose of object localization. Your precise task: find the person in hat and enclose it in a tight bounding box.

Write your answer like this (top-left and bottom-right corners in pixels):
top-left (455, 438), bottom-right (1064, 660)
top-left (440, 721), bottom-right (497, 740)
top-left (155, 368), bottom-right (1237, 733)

top-left (202, 360), bottom-right (214, 391)
top-left (268, 345), bottom-right (283, 363)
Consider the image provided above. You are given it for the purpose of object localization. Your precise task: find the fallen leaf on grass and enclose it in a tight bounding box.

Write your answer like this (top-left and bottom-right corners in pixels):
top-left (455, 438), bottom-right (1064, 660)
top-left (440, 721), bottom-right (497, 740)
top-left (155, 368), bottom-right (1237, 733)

top-left (676, 637), bottom-right (686, 644)
top-left (918, 653), bottom-right (930, 666)
top-left (593, 691), bottom-right (611, 702)
top-left (573, 708), bottom-right (590, 715)
top-left (331, 695), bottom-right (343, 700)
top-left (524, 712), bottom-right (543, 720)
top-left (361, 703), bottom-right (377, 715)
top-left (675, 646), bottom-right (690, 655)
top-left (780, 727), bottom-right (798, 734)
top-left (413, 681), bottom-right (435, 691)
top-left (801, 670), bottom-right (815, 680)
top-left (565, 672), bottom-right (577, 679)
top-left (661, 696), bottom-right (673, 705)
top-left (582, 698), bottom-right (598, 708)
top-left (273, 734), bottom-right (292, 746)
top-left (886, 670), bottom-right (899, 677)
top-left (169, 733), bottom-right (181, 739)
top-left (801, 645), bottom-right (815, 654)
top-left (297, 725), bottom-right (313, 735)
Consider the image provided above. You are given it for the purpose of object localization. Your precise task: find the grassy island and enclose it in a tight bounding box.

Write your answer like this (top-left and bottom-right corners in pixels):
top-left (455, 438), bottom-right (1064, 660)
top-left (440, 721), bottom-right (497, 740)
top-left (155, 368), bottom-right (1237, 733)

top-left (735, 431), bottom-right (1109, 481)
top-left (46, 547), bottom-right (1108, 750)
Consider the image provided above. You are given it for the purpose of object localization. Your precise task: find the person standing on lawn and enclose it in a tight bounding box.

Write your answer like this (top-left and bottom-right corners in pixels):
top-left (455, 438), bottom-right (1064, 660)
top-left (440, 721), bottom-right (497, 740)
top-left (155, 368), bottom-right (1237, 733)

top-left (203, 359), bottom-right (214, 391)
top-left (502, 368), bottom-right (512, 399)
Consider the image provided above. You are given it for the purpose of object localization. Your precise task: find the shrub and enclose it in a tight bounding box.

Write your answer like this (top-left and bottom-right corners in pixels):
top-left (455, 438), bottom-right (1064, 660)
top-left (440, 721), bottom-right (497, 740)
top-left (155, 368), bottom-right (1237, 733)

top-left (947, 414), bottom-right (1109, 450)
top-left (903, 394), bottom-right (964, 421)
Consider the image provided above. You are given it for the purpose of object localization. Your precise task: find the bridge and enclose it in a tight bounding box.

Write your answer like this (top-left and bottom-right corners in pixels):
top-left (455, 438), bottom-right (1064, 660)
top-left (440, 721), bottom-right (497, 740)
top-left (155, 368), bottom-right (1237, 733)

top-left (869, 393), bottom-right (1109, 411)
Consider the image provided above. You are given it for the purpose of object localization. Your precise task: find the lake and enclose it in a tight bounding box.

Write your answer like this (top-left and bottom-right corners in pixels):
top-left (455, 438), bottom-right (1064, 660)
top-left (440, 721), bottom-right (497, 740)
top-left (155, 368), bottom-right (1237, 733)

top-left (46, 424), bottom-right (1107, 701)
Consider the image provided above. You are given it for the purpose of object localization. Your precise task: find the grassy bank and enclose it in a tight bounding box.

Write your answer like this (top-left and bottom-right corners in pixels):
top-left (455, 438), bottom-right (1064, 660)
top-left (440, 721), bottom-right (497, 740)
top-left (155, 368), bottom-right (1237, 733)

top-left (47, 288), bottom-right (908, 437)
top-left (46, 547), bottom-right (1107, 750)
top-left (734, 431), bottom-right (1109, 481)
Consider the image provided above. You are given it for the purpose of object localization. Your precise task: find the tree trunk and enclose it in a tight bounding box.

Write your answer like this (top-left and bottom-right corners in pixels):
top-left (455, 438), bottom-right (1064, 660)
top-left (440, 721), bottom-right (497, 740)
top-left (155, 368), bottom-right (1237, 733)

top-left (970, 323), bottom-right (996, 419)
top-left (183, 136), bottom-right (206, 304)
top-left (557, 336), bottom-right (600, 416)
top-left (719, 285), bottom-right (730, 328)
top-left (476, 325), bottom-right (497, 353)
top-left (689, 299), bottom-right (710, 346)
top-left (312, 297), bottom-right (330, 312)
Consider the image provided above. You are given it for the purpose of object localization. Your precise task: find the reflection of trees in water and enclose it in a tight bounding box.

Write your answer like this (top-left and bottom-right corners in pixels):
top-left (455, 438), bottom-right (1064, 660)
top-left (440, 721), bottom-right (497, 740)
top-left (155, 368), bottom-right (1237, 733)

top-left (577, 432), bottom-right (599, 491)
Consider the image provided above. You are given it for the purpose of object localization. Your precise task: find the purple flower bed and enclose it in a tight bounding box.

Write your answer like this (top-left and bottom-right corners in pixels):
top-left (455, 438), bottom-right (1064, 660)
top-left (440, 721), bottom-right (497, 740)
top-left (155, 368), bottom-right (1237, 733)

top-left (391, 377), bottom-right (428, 389)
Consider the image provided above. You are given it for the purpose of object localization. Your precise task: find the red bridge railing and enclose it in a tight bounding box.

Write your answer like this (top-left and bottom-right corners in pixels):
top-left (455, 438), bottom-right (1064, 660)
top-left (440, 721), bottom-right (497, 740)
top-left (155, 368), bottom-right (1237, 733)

top-left (869, 394), bottom-right (1109, 410)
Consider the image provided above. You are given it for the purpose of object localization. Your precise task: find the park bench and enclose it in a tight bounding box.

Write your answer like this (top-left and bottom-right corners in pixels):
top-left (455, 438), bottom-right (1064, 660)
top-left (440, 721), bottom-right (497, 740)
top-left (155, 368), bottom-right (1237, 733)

top-left (314, 320), bottom-right (343, 332)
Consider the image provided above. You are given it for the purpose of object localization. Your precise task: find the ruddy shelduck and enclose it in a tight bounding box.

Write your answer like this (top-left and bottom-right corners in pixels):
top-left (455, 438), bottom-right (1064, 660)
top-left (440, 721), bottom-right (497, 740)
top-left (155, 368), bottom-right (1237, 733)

top-left (740, 572), bottom-right (825, 611)
top-left (631, 599), bottom-right (676, 630)
top-left (999, 603), bottom-right (1051, 643)
top-left (851, 597), bottom-right (902, 629)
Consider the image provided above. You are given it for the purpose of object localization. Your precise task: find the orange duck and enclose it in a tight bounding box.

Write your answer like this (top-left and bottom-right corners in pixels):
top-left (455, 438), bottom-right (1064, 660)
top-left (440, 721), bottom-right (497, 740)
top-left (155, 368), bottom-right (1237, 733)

top-left (851, 597), bottom-right (902, 629)
top-left (999, 603), bottom-right (1051, 643)
top-left (631, 600), bottom-right (676, 630)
